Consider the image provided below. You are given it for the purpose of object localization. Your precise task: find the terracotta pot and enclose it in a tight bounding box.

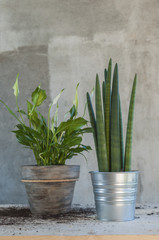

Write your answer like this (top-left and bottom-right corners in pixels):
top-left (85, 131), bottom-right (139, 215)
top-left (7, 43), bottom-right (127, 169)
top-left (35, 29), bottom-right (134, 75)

top-left (21, 165), bottom-right (80, 216)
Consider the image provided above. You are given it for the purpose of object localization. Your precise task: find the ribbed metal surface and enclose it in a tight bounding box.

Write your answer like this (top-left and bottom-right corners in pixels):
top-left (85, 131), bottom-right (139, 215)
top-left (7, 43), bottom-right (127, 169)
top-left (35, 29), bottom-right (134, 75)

top-left (90, 171), bottom-right (139, 221)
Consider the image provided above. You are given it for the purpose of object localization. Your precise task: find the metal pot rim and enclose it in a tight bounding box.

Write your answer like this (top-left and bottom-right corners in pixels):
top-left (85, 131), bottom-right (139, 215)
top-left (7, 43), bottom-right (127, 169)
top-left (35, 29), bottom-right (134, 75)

top-left (89, 170), bottom-right (139, 174)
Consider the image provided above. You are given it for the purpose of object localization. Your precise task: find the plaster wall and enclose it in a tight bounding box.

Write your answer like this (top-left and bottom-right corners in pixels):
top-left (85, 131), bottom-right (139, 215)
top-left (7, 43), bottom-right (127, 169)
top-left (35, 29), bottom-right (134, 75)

top-left (0, 0), bottom-right (158, 205)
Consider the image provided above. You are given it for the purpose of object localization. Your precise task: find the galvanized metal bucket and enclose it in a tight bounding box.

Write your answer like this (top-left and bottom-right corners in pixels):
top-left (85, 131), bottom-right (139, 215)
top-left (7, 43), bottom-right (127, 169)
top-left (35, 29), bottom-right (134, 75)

top-left (22, 165), bottom-right (80, 216)
top-left (90, 171), bottom-right (139, 221)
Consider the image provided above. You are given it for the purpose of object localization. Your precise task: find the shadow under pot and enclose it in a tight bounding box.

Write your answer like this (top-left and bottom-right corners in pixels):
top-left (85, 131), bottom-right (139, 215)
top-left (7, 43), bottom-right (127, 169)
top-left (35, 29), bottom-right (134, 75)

top-left (90, 171), bottom-right (139, 222)
top-left (21, 165), bottom-right (80, 216)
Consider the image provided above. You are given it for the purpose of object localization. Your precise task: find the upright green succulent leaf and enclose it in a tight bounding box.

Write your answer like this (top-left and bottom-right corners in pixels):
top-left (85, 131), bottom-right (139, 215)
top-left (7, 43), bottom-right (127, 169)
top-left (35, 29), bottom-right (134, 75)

top-left (104, 68), bottom-right (107, 81)
top-left (102, 68), bottom-right (107, 123)
top-left (103, 69), bottom-right (107, 126)
top-left (102, 81), bottom-right (106, 127)
top-left (105, 59), bottom-right (112, 166)
top-left (111, 64), bottom-right (121, 172)
top-left (119, 97), bottom-right (124, 170)
top-left (83, 87), bottom-right (94, 117)
top-left (95, 75), bottom-right (108, 172)
top-left (87, 92), bottom-right (98, 162)
top-left (124, 74), bottom-right (137, 171)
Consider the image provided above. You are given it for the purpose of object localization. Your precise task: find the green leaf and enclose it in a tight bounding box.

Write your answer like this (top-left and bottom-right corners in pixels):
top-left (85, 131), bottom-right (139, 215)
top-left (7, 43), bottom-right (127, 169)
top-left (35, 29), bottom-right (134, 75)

top-left (38, 112), bottom-right (47, 126)
top-left (0, 100), bottom-right (22, 124)
top-left (86, 92), bottom-right (98, 160)
top-left (102, 81), bottom-right (106, 127)
top-left (104, 68), bottom-right (107, 81)
top-left (27, 101), bottom-right (33, 114)
top-left (25, 126), bottom-right (43, 139)
top-left (14, 134), bottom-right (31, 146)
top-left (77, 127), bottom-right (92, 134)
top-left (12, 130), bottom-right (37, 145)
top-left (32, 86), bottom-right (47, 107)
top-left (62, 136), bottom-right (82, 147)
top-left (69, 145), bottom-right (92, 153)
top-left (56, 117), bottom-right (87, 135)
top-left (16, 124), bottom-right (42, 139)
top-left (31, 113), bottom-right (41, 129)
top-left (111, 63), bottom-right (121, 172)
top-left (69, 147), bottom-right (85, 154)
top-left (68, 84), bottom-right (79, 119)
top-left (16, 124), bottom-right (24, 130)
top-left (69, 105), bottom-right (76, 119)
top-left (13, 74), bottom-right (19, 97)
top-left (119, 97), bottom-right (124, 170)
top-left (83, 87), bottom-right (94, 117)
top-left (105, 59), bottom-right (112, 165)
top-left (47, 88), bottom-right (64, 148)
top-left (51, 103), bottom-right (59, 137)
top-left (124, 74), bottom-right (137, 171)
top-left (95, 75), bottom-right (108, 172)
top-left (39, 150), bottom-right (52, 165)
top-left (27, 101), bottom-right (41, 129)
top-left (80, 144), bottom-right (92, 151)
top-left (18, 110), bottom-right (27, 115)
top-left (102, 68), bottom-right (107, 123)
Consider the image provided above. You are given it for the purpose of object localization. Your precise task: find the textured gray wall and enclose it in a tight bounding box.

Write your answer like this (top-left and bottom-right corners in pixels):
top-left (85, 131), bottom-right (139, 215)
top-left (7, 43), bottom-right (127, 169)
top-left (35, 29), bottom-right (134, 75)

top-left (0, 0), bottom-right (159, 205)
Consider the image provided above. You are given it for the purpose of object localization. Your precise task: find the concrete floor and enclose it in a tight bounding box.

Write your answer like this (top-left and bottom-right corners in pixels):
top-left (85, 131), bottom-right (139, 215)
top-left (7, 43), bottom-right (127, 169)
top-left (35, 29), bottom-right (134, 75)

top-left (0, 205), bottom-right (158, 236)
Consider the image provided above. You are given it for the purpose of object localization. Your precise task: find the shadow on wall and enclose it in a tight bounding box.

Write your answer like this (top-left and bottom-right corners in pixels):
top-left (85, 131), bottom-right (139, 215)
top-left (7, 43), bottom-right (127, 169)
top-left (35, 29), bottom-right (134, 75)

top-left (0, 45), bottom-right (50, 204)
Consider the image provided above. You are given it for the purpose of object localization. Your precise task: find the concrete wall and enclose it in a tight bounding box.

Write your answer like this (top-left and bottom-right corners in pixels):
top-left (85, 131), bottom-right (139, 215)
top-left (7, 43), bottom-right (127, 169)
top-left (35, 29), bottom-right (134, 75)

top-left (0, 0), bottom-right (159, 205)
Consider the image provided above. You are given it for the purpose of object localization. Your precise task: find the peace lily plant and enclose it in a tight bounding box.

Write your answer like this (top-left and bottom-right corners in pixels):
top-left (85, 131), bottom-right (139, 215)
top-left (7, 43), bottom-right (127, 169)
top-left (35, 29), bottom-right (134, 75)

top-left (0, 75), bottom-right (92, 216)
top-left (0, 75), bottom-right (92, 165)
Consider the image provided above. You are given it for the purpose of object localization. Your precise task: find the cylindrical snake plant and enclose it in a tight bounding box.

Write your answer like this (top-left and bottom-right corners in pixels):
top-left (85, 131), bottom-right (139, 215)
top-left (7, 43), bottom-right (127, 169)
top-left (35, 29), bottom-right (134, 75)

top-left (87, 59), bottom-right (137, 172)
